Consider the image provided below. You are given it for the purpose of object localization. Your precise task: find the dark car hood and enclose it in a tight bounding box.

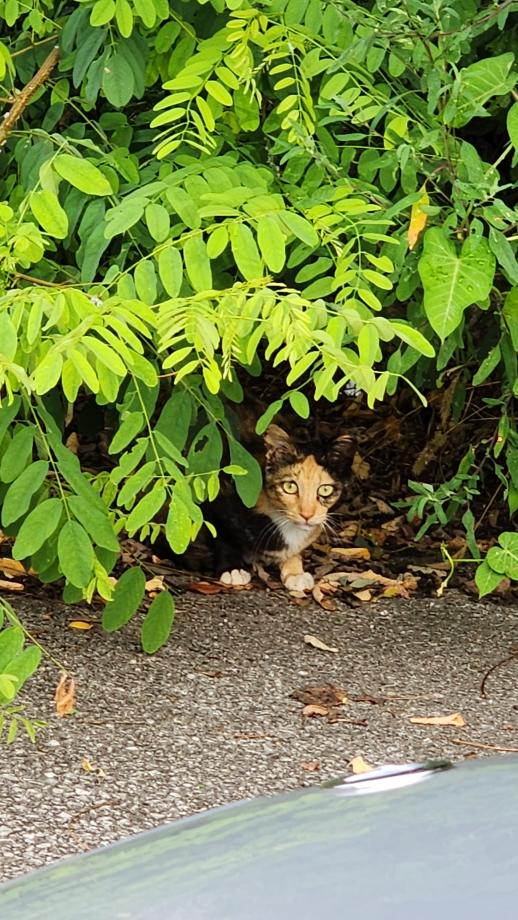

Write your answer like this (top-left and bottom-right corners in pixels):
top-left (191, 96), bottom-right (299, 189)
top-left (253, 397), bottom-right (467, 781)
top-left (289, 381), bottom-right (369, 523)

top-left (1, 756), bottom-right (518, 919)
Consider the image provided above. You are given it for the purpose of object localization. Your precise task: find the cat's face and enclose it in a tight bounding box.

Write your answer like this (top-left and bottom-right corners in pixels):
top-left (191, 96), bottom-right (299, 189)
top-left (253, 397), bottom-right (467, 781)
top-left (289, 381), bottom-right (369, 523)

top-left (261, 425), bottom-right (355, 529)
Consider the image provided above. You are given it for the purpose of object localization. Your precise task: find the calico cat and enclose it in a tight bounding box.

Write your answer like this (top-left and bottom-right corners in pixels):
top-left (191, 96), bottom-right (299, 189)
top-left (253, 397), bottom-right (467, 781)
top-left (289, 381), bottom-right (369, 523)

top-left (172, 424), bottom-right (355, 592)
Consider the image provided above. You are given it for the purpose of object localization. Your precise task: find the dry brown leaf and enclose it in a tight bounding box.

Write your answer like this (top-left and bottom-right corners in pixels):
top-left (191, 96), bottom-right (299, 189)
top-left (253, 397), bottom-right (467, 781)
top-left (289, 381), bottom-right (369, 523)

top-left (55, 674), bottom-right (76, 717)
top-left (371, 497), bottom-right (394, 515)
top-left (381, 584), bottom-right (412, 599)
top-left (339, 522), bottom-right (359, 541)
top-left (301, 760), bottom-right (321, 772)
top-left (302, 704), bottom-right (329, 718)
top-left (380, 515), bottom-right (406, 534)
top-left (0, 579), bottom-right (24, 592)
top-left (188, 581), bottom-right (226, 595)
top-left (69, 620), bottom-right (94, 630)
top-left (145, 575), bottom-right (165, 593)
top-left (349, 755), bottom-right (374, 774)
top-left (352, 452), bottom-right (370, 480)
top-left (65, 432), bottom-right (79, 454)
top-left (410, 712), bottom-right (466, 727)
top-left (331, 546), bottom-right (371, 560)
top-left (407, 186), bottom-right (429, 250)
top-left (0, 558), bottom-right (26, 578)
top-left (82, 757), bottom-right (105, 777)
top-left (304, 634), bottom-right (338, 653)
top-left (291, 684), bottom-right (348, 707)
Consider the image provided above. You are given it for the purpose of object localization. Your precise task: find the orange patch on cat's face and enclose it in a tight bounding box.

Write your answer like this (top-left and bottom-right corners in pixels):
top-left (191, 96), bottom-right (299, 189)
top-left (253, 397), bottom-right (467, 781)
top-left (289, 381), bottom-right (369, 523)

top-left (263, 455), bottom-right (340, 526)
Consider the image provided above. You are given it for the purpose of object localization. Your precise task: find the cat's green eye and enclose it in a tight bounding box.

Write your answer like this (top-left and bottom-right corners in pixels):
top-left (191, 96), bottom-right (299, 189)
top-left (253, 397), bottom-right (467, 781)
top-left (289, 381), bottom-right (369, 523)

top-left (281, 480), bottom-right (298, 494)
top-left (318, 484), bottom-right (335, 498)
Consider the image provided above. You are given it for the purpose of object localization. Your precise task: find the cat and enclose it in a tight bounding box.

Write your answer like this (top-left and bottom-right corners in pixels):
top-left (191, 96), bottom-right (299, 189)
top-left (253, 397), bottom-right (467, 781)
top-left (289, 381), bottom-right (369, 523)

top-left (168, 424), bottom-right (355, 593)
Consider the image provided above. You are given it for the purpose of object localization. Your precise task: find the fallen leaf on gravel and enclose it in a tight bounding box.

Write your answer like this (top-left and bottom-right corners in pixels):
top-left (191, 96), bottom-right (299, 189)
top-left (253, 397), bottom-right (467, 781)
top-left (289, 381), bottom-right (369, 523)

top-left (188, 581), bottom-right (226, 595)
top-left (0, 578), bottom-right (24, 592)
top-left (304, 634), bottom-right (338, 653)
top-left (291, 684), bottom-right (349, 707)
top-left (145, 575), bottom-right (165, 593)
top-left (55, 674), bottom-right (76, 717)
top-left (302, 704), bottom-right (329, 718)
top-left (311, 582), bottom-right (337, 611)
top-left (331, 547), bottom-right (371, 560)
top-left (410, 712), bottom-right (466, 727)
top-left (0, 558), bottom-right (26, 578)
top-left (353, 589), bottom-right (373, 602)
top-left (349, 755), bottom-right (374, 774)
top-left (82, 758), bottom-right (105, 777)
top-left (69, 620), bottom-right (93, 630)
top-left (301, 760), bottom-right (321, 772)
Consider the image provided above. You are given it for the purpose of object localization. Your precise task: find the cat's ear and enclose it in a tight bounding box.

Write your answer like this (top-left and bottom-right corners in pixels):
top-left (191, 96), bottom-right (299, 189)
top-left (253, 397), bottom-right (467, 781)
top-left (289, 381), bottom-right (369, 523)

top-left (325, 434), bottom-right (356, 476)
top-left (264, 425), bottom-right (298, 465)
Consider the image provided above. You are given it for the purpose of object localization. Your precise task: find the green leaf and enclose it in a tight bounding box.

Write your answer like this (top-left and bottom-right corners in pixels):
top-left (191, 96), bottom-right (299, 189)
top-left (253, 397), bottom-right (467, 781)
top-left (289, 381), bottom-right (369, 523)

top-left (389, 322), bottom-right (435, 358)
top-left (0, 314), bottom-right (17, 362)
top-left (68, 494), bottom-right (120, 552)
top-left (165, 187), bottom-right (200, 229)
top-left (102, 51), bottom-right (135, 107)
top-left (279, 211), bottom-right (319, 247)
top-left (126, 485), bottom-right (166, 533)
top-left (134, 259), bottom-right (158, 304)
top-left (90, 0), bottom-right (115, 26)
top-left (183, 234), bottom-right (212, 291)
top-left (488, 227), bottom-right (518, 285)
top-left (1, 460), bottom-right (49, 527)
top-left (288, 391), bottom-right (310, 418)
top-left (157, 247), bottom-right (183, 297)
top-left (475, 559), bottom-right (504, 597)
top-left (140, 590), bottom-right (175, 653)
top-left (54, 154), bottom-right (113, 196)
top-left (0, 427), bottom-right (34, 483)
top-left (473, 344), bottom-right (501, 386)
top-left (229, 223), bottom-right (263, 281)
top-left (255, 399), bottom-right (283, 434)
top-left (58, 520), bottom-right (95, 588)
top-left (102, 566), bottom-right (146, 632)
top-left (228, 438), bottom-right (262, 507)
top-left (205, 80), bottom-right (233, 106)
top-left (109, 412), bottom-right (146, 454)
top-left (105, 199), bottom-right (145, 238)
top-left (452, 53), bottom-right (516, 128)
top-left (3, 645), bottom-right (41, 695)
top-left (12, 498), bottom-right (63, 560)
top-left (33, 351), bottom-right (63, 394)
top-left (30, 190), bottom-right (68, 239)
top-left (165, 492), bottom-right (192, 553)
top-left (486, 532), bottom-right (518, 580)
top-left (418, 229), bottom-right (495, 340)
top-left (257, 216), bottom-right (286, 273)
top-left (0, 627), bottom-right (24, 671)
top-left (507, 101), bottom-right (518, 152)
top-left (145, 203), bottom-right (170, 242)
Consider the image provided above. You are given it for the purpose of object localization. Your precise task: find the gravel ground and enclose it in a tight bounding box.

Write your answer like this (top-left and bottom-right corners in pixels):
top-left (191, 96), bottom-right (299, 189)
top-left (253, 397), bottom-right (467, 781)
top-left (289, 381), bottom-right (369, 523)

top-left (1, 587), bottom-right (517, 882)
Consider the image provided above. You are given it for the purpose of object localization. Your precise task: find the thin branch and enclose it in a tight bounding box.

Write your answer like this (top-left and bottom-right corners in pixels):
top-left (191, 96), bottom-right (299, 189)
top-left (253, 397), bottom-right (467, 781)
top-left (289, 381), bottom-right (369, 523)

top-left (0, 45), bottom-right (59, 148)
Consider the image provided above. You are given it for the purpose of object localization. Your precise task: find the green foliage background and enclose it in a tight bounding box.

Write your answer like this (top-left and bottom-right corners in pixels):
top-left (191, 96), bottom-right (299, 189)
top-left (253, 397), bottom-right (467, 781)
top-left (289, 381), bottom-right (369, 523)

top-left (0, 0), bottom-right (517, 650)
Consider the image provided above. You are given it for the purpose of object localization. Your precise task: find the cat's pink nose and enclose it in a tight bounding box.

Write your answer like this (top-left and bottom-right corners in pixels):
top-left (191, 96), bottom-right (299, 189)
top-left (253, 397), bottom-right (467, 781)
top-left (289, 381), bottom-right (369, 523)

top-left (301, 513), bottom-right (312, 522)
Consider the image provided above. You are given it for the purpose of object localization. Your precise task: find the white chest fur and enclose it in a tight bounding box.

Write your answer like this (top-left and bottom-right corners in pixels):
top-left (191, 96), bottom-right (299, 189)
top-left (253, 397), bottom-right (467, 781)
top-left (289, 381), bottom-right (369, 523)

top-left (266, 513), bottom-right (320, 561)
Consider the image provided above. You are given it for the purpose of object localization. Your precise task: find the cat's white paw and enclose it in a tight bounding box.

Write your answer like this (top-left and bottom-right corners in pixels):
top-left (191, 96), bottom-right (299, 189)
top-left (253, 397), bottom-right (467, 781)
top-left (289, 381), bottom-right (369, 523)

top-left (220, 569), bottom-right (252, 587)
top-left (283, 571), bottom-right (314, 592)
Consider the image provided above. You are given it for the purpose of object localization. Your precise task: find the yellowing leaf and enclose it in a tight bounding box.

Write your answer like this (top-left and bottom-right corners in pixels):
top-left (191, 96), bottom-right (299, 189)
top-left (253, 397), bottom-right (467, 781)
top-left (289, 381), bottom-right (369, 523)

top-left (410, 712), bottom-right (466, 727)
top-left (331, 546), bottom-right (371, 560)
top-left (349, 755), bottom-right (374, 774)
top-left (304, 634), bottom-right (338, 653)
top-left (408, 187), bottom-right (429, 250)
top-left (69, 620), bottom-right (94, 630)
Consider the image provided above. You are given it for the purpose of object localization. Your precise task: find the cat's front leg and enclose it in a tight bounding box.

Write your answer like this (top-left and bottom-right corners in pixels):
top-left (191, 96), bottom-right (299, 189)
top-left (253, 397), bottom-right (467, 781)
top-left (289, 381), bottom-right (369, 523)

top-left (280, 555), bottom-right (314, 592)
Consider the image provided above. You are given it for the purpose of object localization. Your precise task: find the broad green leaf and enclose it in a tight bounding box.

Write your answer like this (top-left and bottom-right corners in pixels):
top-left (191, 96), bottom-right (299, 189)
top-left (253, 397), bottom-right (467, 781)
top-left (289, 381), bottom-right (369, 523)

top-left (229, 223), bottom-right (263, 281)
top-left (109, 411), bottom-right (146, 454)
top-left (1, 460), bottom-right (49, 527)
top-left (228, 438), bottom-right (262, 507)
top-left (33, 351), bottom-right (63, 394)
top-left (102, 566), bottom-right (146, 632)
top-left (486, 532), bottom-right (518, 580)
top-left (158, 247), bottom-right (183, 297)
top-left (12, 498), bottom-right (63, 560)
top-left (54, 154), bottom-right (112, 196)
top-left (68, 494), bottom-right (120, 552)
top-left (418, 229), bottom-right (495, 340)
top-left (475, 560), bottom-right (504, 597)
top-left (140, 589), bottom-right (175, 653)
top-left (0, 627), bottom-right (24, 671)
top-left (58, 520), bottom-right (95, 588)
top-left (183, 234), bottom-right (212, 291)
top-left (508, 101), bottom-right (518, 152)
top-left (102, 50), bottom-right (135, 106)
top-left (134, 259), bottom-right (158, 304)
top-left (145, 203), bottom-right (170, 242)
top-left (165, 187), bottom-right (200, 229)
top-left (115, 0), bottom-right (133, 36)
top-left (165, 492), bottom-right (192, 553)
top-left (452, 53), bottom-right (516, 127)
top-left (488, 227), bottom-right (518, 285)
top-left (279, 211), bottom-right (319, 247)
top-left (288, 391), bottom-right (310, 418)
top-left (105, 200), bottom-right (145, 238)
top-left (473, 344), bottom-right (501, 386)
top-left (206, 225), bottom-right (228, 259)
top-left (206, 80), bottom-right (232, 106)
top-left (3, 645), bottom-right (41, 695)
top-left (257, 216), bottom-right (286, 273)
top-left (0, 427), bottom-right (34, 484)
top-left (90, 0), bottom-right (115, 26)
top-left (30, 190), bottom-right (68, 239)
top-left (126, 485), bottom-right (166, 533)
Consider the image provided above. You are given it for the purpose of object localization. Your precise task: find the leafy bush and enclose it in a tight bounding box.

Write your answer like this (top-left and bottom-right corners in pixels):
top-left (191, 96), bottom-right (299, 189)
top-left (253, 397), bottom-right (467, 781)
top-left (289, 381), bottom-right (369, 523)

top-left (0, 599), bottom-right (45, 742)
top-left (0, 0), bottom-right (517, 645)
